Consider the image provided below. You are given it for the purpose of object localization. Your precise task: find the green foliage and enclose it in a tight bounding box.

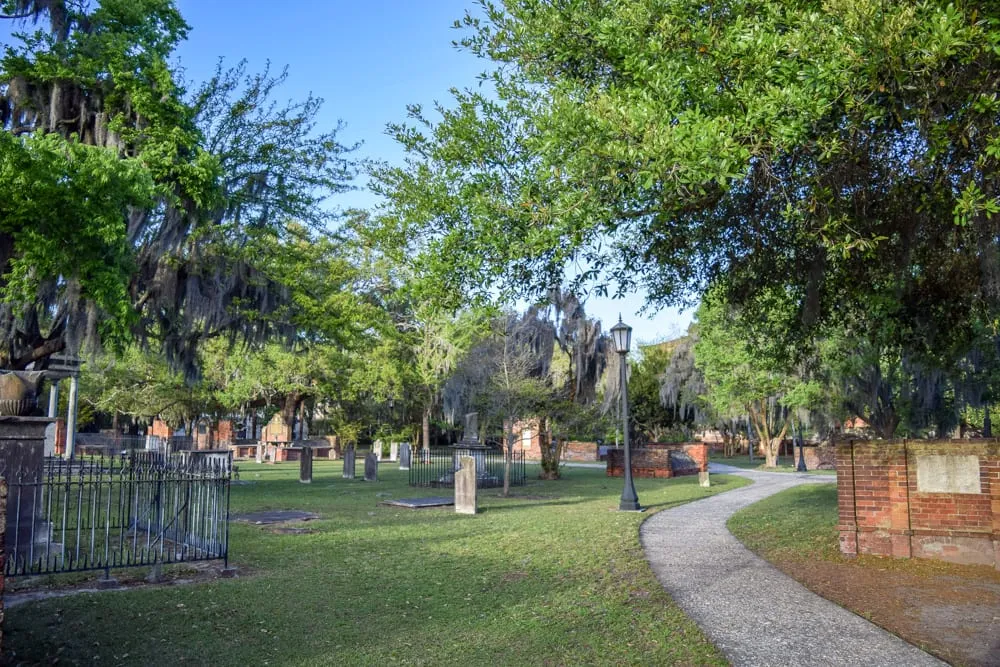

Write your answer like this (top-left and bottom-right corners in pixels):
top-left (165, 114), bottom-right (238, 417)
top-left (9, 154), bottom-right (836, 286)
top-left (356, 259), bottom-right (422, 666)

top-left (376, 0), bottom-right (1000, 399)
top-left (694, 292), bottom-right (821, 465)
top-left (629, 341), bottom-right (681, 442)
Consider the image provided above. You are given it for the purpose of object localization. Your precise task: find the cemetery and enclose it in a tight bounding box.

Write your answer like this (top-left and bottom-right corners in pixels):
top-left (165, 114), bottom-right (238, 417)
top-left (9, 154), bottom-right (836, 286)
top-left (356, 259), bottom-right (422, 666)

top-left (3, 1), bottom-right (1000, 665)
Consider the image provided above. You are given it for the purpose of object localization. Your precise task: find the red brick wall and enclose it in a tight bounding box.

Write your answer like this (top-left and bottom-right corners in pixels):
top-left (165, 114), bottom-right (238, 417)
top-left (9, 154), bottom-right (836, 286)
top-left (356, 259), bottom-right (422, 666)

top-left (150, 419), bottom-right (171, 440)
top-left (607, 443), bottom-right (709, 478)
top-left (0, 476), bottom-right (6, 653)
top-left (214, 420), bottom-right (234, 446)
top-left (837, 440), bottom-right (1000, 569)
top-left (562, 441), bottom-right (599, 462)
top-left (53, 418), bottom-right (66, 456)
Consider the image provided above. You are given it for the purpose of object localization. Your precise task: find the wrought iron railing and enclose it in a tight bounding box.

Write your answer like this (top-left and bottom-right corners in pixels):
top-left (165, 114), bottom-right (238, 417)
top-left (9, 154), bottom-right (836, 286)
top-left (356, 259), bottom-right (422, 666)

top-left (3, 452), bottom-right (230, 578)
top-left (408, 448), bottom-right (525, 489)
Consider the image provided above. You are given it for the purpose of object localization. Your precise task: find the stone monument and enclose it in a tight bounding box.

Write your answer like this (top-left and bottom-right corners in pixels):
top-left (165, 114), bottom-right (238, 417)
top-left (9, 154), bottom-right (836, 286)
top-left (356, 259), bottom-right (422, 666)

top-left (299, 445), bottom-right (313, 484)
top-left (343, 445), bottom-right (356, 479)
top-left (364, 451), bottom-right (378, 482)
top-left (454, 456), bottom-right (477, 515)
top-left (399, 442), bottom-right (412, 470)
top-left (0, 372), bottom-right (54, 556)
top-left (373, 439), bottom-right (384, 461)
top-left (452, 412), bottom-right (488, 477)
top-left (389, 441), bottom-right (398, 462)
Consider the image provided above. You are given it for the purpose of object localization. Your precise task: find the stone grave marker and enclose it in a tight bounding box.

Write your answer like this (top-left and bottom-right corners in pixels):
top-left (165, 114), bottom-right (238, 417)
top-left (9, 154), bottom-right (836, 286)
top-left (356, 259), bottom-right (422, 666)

top-left (389, 441), bottom-right (399, 462)
top-left (454, 455), bottom-right (477, 515)
top-left (255, 442), bottom-right (264, 464)
top-left (364, 451), bottom-right (378, 481)
top-left (373, 439), bottom-right (384, 461)
top-left (299, 446), bottom-right (313, 484)
top-left (343, 445), bottom-right (356, 479)
top-left (399, 442), bottom-right (412, 470)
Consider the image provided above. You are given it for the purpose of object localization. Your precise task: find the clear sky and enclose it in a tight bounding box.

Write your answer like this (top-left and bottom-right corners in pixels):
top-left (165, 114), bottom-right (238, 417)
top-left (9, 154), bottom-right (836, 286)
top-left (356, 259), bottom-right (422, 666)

top-left (8, 1), bottom-right (696, 343)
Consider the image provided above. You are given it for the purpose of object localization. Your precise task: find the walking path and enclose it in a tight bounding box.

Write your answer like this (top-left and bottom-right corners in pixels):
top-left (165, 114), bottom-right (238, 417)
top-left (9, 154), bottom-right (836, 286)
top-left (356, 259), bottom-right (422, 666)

top-left (640, 464), bottom-right (944, 666)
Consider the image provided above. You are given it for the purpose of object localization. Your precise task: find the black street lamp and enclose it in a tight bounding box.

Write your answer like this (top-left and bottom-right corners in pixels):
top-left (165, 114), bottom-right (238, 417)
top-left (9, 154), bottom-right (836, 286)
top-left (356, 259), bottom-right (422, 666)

top-left (610, 316), bottom-right (640, 511)
top-left (796, 421), bottom-right (807, 472)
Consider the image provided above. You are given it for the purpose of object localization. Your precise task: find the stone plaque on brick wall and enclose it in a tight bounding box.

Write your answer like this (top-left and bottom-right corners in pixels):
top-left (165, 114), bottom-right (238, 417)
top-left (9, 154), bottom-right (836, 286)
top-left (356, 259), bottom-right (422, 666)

top-left (916, 454), bottom-right (981, 494)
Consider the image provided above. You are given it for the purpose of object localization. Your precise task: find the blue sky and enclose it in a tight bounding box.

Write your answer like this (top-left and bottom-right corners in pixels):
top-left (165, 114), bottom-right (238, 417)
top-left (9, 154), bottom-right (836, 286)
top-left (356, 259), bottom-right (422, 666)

top-left (7, 1), bottom-right (695, 343)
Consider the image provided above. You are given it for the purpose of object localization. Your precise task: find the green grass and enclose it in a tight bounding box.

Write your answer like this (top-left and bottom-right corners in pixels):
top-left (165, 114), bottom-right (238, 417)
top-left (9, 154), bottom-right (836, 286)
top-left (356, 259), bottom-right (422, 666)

top-left (6, 462), bottom-right (750, 666)
top-left (710, 454), bottom-right (837, 475)
top-left (726, 484), bottom-right (841, 561)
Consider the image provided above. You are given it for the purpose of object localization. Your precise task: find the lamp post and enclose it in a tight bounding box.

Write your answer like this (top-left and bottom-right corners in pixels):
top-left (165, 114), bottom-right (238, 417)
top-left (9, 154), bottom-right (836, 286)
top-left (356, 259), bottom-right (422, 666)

top-left (611, 316), bottom-right (640, 511)
top-left (796, 421), bottom-right (807, 472)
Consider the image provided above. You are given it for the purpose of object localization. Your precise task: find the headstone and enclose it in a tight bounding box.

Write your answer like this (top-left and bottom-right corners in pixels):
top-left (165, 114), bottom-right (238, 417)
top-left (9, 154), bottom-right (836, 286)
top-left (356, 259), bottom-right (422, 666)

top-left (373, 439), bottom-right (384, 461)
top-left (0, 416), bottom-right (55, 553)
top-left (462, 412), bottom-right (479, 443)
top-left (299, 446), bottom-right (313, 484)
top-left (343, 445), bottom-right (356, 479)
top-left (389, 441), bottom-right (399, 462)
top-left (699, 470), bottom-right (710, 488)
top-left (399, 442), bottom-right (412, 470)
top-left (364, 452), bottom-right (378, 482)
top-left (255, 442), bottom-right (264, 464)
top-left (454, 455), bottom-right (477, 515)
top-left (43, 422), bottom-right (57, 457)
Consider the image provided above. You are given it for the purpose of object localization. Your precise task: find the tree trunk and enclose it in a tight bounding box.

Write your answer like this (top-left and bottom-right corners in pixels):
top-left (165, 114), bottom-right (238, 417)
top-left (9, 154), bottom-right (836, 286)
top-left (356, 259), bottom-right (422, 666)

top-left (282, 392), bottom-right (300, 439)
top-left (503, 429), bottom-right (514, 497)
top-left (422, 404), bottom-right (431, 452)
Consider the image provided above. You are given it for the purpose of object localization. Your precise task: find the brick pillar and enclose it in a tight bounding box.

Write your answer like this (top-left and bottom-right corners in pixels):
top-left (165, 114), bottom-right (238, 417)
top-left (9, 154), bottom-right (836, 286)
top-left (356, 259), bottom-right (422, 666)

top-left (991, 454), bottom-right (1000, 570)
top-left (836, 441), bottom-right (858, 557)
top-left (0, 476), bottom-right (7, 653)
top-left (887, 441), bottom-right (912, 557)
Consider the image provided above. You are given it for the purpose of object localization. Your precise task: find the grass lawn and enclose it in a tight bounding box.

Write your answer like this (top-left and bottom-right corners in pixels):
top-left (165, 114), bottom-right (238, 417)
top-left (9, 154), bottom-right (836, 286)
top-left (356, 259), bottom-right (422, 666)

top-left (726, 483), bottom-right (841, 559)
top-left (6, 462), bottom-right (749, 666)
top-left (709, 454), bottom-right (837, 475)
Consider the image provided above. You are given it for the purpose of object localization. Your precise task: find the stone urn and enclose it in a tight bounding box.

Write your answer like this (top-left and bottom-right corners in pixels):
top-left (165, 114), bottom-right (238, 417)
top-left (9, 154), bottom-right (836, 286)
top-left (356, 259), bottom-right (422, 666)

top-left (0, 371), bottom-right (46, 416)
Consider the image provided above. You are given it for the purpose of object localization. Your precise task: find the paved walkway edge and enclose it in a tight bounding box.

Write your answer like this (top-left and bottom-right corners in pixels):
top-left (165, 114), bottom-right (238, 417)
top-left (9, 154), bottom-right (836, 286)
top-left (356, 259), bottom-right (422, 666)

top-left (640, 468), bottom-right (944, 666)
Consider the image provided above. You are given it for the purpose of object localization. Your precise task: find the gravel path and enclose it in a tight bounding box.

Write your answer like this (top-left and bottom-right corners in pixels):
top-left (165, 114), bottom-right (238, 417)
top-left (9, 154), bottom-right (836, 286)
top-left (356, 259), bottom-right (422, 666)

top-left (640, 465), bottom-right (945, 666)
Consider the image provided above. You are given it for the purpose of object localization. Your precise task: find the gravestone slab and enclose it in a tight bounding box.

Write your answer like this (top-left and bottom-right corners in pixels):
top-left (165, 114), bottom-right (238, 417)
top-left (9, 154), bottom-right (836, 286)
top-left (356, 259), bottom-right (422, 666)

top-left (454, 455), bottom-right (477, 515)
top-left (383, 496), bottom-right (453, 509)
top-left (364, 452), bottom-right (378, 482)
top-left (232, 510), bottom-right (319, 524)
top-left (399, 442), bottom-right (412, 470)
top-left (373, 439), bottom-right (384, 461)
top-left (343, 445), bottom-right (356, 479)
top-left (699, 471), bottom-right (710, 487)
top-left (299, 446), bottom-right (313, 484)
top-left (389, 441), bottom-right (399, 462)
top-left (255, 442), bottom-right (264, 464)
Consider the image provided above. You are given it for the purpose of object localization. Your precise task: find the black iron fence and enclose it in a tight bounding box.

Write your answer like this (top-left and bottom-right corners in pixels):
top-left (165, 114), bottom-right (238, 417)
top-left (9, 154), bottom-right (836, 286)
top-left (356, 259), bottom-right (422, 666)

top-left (3, 452), bottom-right (231, 578)
top-left (408, 448), bottom-right (525, 489)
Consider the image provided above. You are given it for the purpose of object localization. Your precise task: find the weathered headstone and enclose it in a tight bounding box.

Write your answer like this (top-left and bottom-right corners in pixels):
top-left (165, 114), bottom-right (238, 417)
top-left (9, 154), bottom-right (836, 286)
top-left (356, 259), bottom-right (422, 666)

top-left (299, 446), bottom-right (313, 484)
top-left (454, 455), bottom-right (477, 515)
top-left (373, 439), bottom-right (384, 461)
top-left (255, 442), bottom-right (264, 464)
top-left (455, 456), bottom-right (478, 514)
top-left (364, 452), bottom-right (378, 482)
top-left (699, 470), bottom-right (710, 487)
top-left (343, 445), bottom-right (356, 479)
top-left (399, 442), bottom-right (412, 470)
top-left (389, 441), bottom-right (399, 462)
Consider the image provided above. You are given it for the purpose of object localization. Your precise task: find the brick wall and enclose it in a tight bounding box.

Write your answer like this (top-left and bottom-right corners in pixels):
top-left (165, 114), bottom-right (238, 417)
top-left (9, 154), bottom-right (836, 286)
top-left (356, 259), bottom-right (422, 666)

top-left (794, 444), bottom-right (836, 470)
top-left (837, 440), bottom-right (1000, 569)
top-left (0, 476), bottom-right (6, 653)
top-left (562, 441), bottom-right (599, 462)
top-left (607, 443), bottom-right (709, 479)
top-left (149, 419), bottom-right (171, 440)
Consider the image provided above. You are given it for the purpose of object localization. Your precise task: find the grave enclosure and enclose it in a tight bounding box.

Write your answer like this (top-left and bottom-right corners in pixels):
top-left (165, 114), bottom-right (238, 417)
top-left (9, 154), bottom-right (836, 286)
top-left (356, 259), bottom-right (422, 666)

top-left (837, 440), bottom-right (1000, 569)
top-left (606, 443), bottom-right (709, 479)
